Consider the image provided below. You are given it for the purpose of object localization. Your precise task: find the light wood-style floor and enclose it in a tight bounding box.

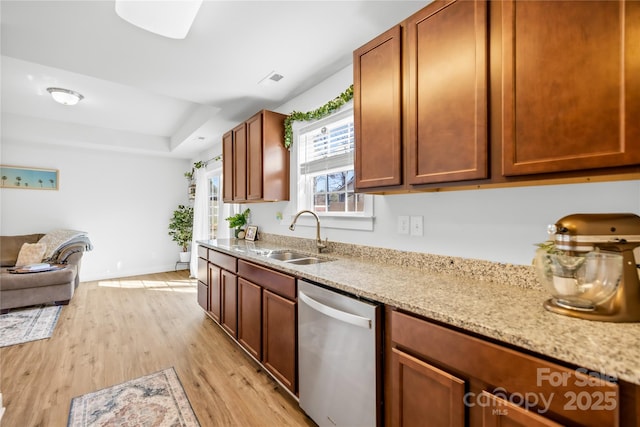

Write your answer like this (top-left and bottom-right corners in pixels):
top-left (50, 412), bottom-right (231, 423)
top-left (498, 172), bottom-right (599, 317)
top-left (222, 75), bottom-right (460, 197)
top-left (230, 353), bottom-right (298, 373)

top-left (0, 270), bottom-right (316, 427)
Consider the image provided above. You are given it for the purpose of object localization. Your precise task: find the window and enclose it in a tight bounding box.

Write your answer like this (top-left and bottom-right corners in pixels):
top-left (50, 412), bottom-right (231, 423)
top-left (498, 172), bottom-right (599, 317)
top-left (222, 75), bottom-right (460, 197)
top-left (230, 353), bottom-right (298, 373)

top-left (208, 175), bottom-right (220, 239)
top-left (296, 107), bottom-right (373, 230)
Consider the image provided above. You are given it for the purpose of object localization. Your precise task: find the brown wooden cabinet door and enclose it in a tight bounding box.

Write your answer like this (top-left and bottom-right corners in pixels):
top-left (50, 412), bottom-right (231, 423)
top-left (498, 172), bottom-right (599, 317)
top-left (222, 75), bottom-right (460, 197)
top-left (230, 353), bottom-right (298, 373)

top-left (232, 123), bottom-right (247, 201)
top-left (354, 25), bottom-right (403, 190)
top-left (406, 0), bottom-right (488, 185)
top-left (197, 257), bottom-right (209, 311)
top-left (237, 278), bottom-right (262, 360)
top-left (262, 289), bottom-right (296, 393)
top-left (222, 131), bottom-right (234, 202)
top-left (501, 0), bottom-right (640, 176)
top-left (209, 264), bottom-right (221, 323)
top-left (260, 110), bottom-right (289, 202)
top-left (390, 348), bottom-right (465, 427)
top-left (481, 391), bottom-right (563, 427)
top-left (246, 112), bottom-right (263, 201)
top-left (197, 256), bottom-right (208, 284)
top-left (197, 281), bottom-right (208, 311)
top-left (221, 269), bottom-right (237, 338)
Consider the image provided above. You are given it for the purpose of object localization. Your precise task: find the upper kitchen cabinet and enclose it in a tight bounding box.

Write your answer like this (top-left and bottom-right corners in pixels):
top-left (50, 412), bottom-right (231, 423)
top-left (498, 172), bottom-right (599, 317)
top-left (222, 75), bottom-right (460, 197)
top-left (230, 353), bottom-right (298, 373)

top-left (222, 110), bottom-right (289, 203)
top-left (222, 131), bottom-right (235, 202)
top-left (353, 0), bottom-right (488, 192)
top-left (501, 0), bottom-right (640, 176)
top-left (222, 124), bottom-right (247, 202)
top-left (354, 25), bottom-right (403, 190)
top-left (355, 0), bottom-right (640, 193)
top-left (405, 0), bottom-right (488, 185)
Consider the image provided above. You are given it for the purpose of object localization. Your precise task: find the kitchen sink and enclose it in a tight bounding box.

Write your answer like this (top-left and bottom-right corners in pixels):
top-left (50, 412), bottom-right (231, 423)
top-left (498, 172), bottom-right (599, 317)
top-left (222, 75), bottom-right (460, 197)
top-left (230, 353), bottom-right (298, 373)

top-left (286, 257), bottom-right (330, 265)
top-left (267, 251), bottom-right (312, 261)
top-left (262, 250), bottom-right (334, 265)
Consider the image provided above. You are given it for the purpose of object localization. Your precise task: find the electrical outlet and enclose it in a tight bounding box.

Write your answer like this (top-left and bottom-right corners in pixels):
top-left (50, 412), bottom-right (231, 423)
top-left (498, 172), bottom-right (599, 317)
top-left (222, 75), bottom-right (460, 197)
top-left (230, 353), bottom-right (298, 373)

top-left (397, 216), bottom-right (410, 235)
top-left (410, 215), bottom-right (423, 237)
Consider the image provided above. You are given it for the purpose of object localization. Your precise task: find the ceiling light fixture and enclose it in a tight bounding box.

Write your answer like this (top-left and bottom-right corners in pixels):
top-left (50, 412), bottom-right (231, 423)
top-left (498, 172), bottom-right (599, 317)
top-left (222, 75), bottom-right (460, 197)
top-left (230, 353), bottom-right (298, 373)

top-left (115, 0), bottom-right (203, 40)
top-left (46, 87), bottom-right (84, 106)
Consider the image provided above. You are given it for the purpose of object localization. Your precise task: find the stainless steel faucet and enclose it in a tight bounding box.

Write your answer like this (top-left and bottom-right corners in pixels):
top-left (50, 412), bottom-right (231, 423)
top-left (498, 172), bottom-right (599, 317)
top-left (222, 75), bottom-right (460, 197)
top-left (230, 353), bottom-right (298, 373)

top-left (289, 210), bottom-right (327, 253)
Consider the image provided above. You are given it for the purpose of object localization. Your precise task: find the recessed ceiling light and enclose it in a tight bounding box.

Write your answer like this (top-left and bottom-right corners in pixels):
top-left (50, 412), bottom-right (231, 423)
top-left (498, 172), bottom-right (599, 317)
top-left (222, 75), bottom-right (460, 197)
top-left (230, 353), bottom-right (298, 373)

top-left (46, 87), bottom-right (84, 106)
top-left (115, 0), bottom-right (203, 39)
top-left (258, 71), bottom-right (284, 86)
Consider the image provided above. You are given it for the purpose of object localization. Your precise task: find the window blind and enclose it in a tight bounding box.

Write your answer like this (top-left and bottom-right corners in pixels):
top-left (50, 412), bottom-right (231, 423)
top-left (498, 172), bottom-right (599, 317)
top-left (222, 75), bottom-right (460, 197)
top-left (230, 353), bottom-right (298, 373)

top-left (299, 113), bottom-right (354, 175)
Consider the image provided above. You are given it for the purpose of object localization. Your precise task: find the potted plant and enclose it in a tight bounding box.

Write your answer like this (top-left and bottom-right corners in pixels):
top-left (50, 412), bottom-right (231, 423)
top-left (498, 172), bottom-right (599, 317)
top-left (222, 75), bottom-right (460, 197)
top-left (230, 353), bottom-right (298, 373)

top-left (185, 161), bottom-right (205, 200)
top-left (225, 208), bottom-right (250, 238)
top-left (168, 204), bottom-right (194, 262)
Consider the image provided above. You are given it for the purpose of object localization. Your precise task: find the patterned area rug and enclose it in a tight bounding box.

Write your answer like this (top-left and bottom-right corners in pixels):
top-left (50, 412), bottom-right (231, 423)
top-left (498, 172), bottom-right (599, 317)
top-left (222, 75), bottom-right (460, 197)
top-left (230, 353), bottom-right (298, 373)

top-left (0, 305), bottom-right (62, 347)
top-left (68, 367), bottom-right (200, 427)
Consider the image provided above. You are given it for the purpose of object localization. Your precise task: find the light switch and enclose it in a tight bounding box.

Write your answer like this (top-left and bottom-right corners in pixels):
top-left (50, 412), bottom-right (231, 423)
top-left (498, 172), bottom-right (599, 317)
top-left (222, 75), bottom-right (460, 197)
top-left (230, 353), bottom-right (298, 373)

top-left (410, 215), bottom-right (423, 237)
top-left (397, 216), bottom-right (410, 235)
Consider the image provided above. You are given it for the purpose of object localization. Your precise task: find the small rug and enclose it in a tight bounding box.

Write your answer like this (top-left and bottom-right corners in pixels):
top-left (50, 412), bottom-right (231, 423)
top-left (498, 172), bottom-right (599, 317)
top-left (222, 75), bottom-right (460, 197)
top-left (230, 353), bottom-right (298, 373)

top-left (0, 305), bottom-right (62, 347)
top-left (68, 367), bottom-right (200, 427)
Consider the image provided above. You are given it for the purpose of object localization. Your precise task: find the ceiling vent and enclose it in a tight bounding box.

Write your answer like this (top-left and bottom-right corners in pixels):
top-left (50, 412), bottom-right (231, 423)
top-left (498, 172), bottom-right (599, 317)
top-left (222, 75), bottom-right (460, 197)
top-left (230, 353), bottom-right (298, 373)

top-left (258, 71), bottom-right (284, 86)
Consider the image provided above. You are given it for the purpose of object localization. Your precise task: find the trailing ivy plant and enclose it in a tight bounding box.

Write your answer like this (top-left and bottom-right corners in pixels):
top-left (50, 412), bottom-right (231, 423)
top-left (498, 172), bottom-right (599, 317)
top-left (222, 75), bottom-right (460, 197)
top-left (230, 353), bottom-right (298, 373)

top-left (283, 85), bottom-right (354, 149)
top-left (184, 160), bottom-right (206, 181)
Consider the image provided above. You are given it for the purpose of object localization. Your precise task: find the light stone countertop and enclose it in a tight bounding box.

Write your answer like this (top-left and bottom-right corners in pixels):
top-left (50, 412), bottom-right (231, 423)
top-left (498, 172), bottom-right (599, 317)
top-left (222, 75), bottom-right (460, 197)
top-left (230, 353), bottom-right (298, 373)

top-left (198, 238), bottom-right (640, 386)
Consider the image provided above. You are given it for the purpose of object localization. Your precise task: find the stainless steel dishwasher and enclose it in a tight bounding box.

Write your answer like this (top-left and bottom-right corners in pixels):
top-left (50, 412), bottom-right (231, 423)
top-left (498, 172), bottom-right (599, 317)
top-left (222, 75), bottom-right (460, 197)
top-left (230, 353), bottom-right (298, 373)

top-left (298, 279), bottom-right (381, 427)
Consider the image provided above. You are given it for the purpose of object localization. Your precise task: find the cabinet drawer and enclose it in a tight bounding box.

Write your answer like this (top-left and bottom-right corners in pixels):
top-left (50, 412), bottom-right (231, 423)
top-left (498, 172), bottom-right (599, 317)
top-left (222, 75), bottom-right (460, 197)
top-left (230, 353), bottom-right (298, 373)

top-left (209, 250), bottom-right (237, 272)
top-left (390, 310), bottom-right (619, 427)
top-left (197, 245), bottom-right (208, 259)
top-left (238, 260), bottom-right (296, 300)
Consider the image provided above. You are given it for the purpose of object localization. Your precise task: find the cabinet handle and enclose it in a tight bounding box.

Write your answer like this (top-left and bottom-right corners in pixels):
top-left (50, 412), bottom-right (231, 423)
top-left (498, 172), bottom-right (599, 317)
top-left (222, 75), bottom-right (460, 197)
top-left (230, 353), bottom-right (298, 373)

top-left (299, 291), bottom-right (372, 329)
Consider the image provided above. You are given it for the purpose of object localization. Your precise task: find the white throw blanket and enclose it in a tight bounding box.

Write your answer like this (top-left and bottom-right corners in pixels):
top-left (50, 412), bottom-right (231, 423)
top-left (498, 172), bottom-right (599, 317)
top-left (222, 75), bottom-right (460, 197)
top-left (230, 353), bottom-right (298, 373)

top-left (38, 229), bottom-right (88, 259)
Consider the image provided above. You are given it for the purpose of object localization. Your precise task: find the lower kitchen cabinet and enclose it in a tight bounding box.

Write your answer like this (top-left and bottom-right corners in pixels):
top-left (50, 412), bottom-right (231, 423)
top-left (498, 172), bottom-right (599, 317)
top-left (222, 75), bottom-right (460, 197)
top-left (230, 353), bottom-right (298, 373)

top-left (208, 264), bottom-right (221, 322)
top-left (386, 307), bottom-right (622, 427)
top-left (480, 391), bottom-right (562, 427)
top-left (390, 348), bottom-right (465, 427)
top-left (236, 275), bottom-right (297, 394)
top-left (237, 259), bottom-right (298, 394)
top-left (237, 278), bottom-right (262, 360)
top-left (206, 249), bottom-right (238, 328)
top-left (197, 248), bottom-right (209, 311)
top-left (199, 246), bottom-right (639, 424)
top-left (197, 281), bottom-right (209, 312)
top-left (220, 269), bottom-right (237, 338)
top-left (202, 251), bottom-right (298, 395)
top-left (262, 289), bottom-right (296, 393)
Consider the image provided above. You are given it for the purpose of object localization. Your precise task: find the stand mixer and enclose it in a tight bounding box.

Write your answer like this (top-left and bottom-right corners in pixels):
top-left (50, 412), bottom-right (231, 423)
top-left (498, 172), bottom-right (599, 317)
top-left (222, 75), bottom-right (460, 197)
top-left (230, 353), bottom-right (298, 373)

top-left (540, 213), bottom-right (640, 322)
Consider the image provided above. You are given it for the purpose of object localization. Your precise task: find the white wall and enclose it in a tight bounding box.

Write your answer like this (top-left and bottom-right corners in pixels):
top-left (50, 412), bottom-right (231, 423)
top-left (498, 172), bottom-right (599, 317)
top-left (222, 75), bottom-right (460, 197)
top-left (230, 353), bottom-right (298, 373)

top-left (1, 140), bottom-right (191, 280)
top-left (242, 65), bottom-right (640, 266)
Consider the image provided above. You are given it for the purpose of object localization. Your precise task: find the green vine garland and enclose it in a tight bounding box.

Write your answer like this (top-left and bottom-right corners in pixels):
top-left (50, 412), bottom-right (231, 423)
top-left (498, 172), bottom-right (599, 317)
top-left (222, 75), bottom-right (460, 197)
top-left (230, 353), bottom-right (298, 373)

top-left (284, 84), bottom-right (354, 149)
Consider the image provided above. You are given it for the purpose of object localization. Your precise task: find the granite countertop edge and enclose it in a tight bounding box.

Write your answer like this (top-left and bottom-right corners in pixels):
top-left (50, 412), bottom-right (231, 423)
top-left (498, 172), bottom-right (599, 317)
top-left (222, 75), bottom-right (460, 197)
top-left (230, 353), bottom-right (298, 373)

top-left (197, 239), bottom-right (640, 386)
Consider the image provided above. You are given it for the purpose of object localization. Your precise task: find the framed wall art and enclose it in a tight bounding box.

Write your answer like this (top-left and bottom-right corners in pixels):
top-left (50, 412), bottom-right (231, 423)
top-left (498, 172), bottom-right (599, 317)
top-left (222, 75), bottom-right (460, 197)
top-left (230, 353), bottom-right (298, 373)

top-left (0, 165), bottom-right (59, 190)
top-left (245, 225), bottom-right (258, 241)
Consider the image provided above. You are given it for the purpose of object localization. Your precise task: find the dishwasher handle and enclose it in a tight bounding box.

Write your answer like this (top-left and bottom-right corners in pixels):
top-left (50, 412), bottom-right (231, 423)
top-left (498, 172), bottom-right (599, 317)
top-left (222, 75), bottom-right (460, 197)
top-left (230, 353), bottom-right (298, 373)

top-left (299, 291), bottom-right (372, 329)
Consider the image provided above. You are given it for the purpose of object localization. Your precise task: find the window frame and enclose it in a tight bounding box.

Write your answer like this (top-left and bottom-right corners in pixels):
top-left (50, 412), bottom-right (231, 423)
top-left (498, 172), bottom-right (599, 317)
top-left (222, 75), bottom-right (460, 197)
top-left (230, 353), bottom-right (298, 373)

top-left (291, 105), bottom-right (374, 231)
